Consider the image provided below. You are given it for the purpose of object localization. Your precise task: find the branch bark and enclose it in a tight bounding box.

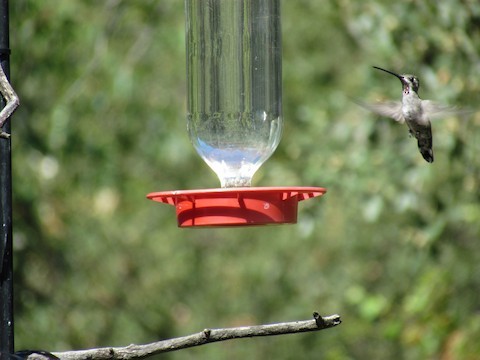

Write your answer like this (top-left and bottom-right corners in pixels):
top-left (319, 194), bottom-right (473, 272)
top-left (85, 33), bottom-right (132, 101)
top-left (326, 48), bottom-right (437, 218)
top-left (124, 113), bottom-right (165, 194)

top-left (16, 312), bottom-right (341, 360)
top-left (0, 65), bottom-right (19, 139)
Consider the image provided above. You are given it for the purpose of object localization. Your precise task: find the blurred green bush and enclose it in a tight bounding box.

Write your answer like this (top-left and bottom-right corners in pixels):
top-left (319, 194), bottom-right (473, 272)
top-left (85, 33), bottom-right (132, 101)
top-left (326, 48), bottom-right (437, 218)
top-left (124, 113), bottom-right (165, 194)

top-left (10, 1), bottom-right (480, 359)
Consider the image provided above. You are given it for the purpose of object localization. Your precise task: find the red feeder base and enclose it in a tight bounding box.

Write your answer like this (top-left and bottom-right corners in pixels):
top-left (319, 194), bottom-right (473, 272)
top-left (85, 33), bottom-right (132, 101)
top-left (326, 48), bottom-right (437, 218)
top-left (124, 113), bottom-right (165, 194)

top-left (146, 187), bottom-right (326, 227)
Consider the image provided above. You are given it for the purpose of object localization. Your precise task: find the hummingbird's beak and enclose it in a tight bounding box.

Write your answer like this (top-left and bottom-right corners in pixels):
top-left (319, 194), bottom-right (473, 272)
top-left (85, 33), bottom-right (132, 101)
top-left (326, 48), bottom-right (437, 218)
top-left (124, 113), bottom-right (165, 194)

top-left (374, 66), bottom-right (410, 91)
top-left (373, 66), bottom-right (405, 82)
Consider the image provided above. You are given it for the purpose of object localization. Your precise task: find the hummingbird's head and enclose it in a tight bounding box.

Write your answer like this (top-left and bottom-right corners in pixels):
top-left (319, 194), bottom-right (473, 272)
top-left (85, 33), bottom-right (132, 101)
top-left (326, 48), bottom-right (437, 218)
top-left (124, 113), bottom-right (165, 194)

top-left (400, 74), bottom-right (420, 94)
top-left (373, 66), bottom-right (420, 94)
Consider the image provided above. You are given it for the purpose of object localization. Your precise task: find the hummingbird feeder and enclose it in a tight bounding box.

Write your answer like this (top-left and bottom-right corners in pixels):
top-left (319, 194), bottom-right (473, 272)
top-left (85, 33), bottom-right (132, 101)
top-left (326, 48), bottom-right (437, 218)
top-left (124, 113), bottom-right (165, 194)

top-left (147, 0), bottom-right (326, 227)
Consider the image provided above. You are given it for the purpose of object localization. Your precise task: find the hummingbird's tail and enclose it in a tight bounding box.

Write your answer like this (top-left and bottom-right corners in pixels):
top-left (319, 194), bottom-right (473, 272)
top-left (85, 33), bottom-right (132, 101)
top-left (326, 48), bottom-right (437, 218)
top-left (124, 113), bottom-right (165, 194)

top-left (417, 136), bottom-right (434, 163)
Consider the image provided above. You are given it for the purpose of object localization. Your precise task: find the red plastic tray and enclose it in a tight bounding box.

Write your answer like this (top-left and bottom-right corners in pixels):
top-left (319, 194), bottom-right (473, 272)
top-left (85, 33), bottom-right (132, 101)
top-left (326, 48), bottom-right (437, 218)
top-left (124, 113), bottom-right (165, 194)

top-left (147, 187), bottom-right (326, 227)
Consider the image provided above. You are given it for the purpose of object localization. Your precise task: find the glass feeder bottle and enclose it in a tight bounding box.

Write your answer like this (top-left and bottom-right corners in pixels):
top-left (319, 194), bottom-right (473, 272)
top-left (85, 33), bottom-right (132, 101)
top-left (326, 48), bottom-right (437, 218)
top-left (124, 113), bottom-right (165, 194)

top-left (185, 0), bottom-right (282, 188)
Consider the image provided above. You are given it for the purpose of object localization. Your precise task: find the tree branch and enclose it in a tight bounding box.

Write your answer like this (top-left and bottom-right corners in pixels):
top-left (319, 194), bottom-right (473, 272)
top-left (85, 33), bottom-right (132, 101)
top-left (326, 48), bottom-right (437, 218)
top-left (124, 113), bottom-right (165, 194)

top-left (17, 312), bottom-right (341, 360)
top-left (0, 64), bottom-right (20, 139)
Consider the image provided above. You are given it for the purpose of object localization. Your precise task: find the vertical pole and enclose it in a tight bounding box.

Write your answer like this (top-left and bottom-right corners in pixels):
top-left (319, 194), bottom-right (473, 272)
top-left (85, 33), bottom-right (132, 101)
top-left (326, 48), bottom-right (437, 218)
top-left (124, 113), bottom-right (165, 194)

top-left (0, 0), bottom-right (13, 358)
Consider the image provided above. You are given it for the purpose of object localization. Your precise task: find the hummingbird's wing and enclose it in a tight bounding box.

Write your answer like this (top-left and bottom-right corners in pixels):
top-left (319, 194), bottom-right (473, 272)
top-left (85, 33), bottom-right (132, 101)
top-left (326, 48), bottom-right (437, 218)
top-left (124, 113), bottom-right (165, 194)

top-left (355, 100), bottom-right (405, 123)
top-left (422, 100), bottom-right (470, 120)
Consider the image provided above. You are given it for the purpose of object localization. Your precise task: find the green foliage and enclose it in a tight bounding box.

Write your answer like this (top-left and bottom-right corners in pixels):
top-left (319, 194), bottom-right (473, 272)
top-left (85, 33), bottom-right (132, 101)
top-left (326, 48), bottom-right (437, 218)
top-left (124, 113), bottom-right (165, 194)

top-left (9, 0), bottom-right (480, 359)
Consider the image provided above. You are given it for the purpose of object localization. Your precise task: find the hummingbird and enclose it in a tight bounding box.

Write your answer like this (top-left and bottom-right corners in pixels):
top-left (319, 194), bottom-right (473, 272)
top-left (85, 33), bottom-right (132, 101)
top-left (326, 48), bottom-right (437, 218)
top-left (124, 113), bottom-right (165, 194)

top-left (359, 66), bottom-right (461, 163)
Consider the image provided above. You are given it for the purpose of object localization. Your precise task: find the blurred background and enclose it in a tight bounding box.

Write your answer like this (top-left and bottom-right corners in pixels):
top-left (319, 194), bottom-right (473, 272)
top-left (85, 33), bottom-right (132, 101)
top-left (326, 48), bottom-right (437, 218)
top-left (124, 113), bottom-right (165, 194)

top-left (10, 0), bottom-right (480, 359)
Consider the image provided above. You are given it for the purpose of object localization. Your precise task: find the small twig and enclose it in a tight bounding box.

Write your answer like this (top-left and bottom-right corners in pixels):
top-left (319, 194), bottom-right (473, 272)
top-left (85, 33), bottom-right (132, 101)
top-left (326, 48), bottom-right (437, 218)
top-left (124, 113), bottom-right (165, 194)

top-left (313, 311), bottom-right (326, 327)
top-left (18, 313), bottom-right (341, 360)
top-left (0, 64), bottom-right (20, 139)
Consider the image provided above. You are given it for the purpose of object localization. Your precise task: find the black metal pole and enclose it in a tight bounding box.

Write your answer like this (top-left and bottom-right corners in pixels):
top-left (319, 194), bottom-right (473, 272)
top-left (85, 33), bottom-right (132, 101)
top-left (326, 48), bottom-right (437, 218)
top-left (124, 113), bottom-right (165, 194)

top-left (0, 0), bottom-right (14, 358)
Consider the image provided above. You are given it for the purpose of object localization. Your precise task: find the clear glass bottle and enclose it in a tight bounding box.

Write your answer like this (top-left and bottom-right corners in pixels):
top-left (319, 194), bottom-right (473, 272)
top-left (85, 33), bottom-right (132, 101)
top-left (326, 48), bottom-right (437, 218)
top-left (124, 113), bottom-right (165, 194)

top-left (185, 0), bottom-right (282, 187)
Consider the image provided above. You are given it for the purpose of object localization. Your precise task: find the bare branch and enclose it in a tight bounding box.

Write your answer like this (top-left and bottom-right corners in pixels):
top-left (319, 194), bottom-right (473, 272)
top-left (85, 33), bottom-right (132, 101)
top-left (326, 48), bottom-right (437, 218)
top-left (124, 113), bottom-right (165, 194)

top-left (17, 313), bottom-right (341, 360)
top-left (0, 64), bottom-right (20, 139)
